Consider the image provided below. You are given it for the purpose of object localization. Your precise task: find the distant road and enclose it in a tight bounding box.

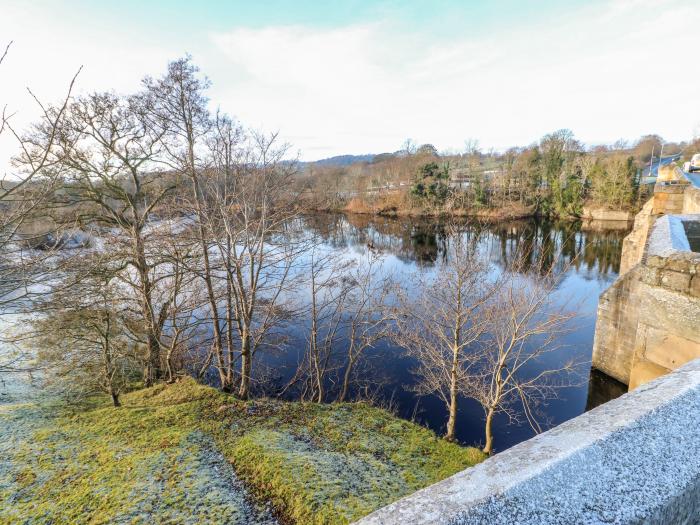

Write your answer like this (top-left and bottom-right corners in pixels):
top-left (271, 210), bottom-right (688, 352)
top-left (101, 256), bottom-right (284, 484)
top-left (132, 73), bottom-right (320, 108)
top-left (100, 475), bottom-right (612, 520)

top-left (641, 153), bottom-right (682, 179)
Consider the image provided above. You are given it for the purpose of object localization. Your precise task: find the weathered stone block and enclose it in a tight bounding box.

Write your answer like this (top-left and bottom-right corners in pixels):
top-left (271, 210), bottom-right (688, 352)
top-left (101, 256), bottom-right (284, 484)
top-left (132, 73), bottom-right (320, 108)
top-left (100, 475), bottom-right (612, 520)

top-left (641, 326), bottom-right (700, 372)
top-left (691, 275), bottom-right (700, 298)
top-left (660, 270), bottom-right (691, 292)
top-left (638, 266), bottom-right (660, 285)
top-left (629, 360), bottom-right (670, 390)
top-left (666, 256), bottom-right (692, 273)
top-left (646, 255), bottom-right (666, 269)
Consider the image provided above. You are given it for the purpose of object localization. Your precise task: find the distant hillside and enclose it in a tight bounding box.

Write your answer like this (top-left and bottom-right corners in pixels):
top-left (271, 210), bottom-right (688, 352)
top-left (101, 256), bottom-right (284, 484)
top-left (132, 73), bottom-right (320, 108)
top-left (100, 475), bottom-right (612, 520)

top-left (304, 154), bottom-right (377, 168)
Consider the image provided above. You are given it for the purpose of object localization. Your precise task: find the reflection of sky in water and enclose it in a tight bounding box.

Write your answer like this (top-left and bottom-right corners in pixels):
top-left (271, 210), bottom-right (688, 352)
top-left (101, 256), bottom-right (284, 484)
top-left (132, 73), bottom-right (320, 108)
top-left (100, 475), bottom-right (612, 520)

top-left (262, 214), bottom-right (629, 452)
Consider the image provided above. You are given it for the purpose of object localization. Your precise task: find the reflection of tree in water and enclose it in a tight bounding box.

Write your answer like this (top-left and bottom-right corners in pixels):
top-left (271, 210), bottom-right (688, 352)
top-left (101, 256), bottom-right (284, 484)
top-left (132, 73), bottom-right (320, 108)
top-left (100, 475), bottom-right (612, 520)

top-left (300, 213), bottom-right (449, 265)
top-left (298, 213), bottom-right (627, 279)
top-left (408, 224), bottom-right (448, 264)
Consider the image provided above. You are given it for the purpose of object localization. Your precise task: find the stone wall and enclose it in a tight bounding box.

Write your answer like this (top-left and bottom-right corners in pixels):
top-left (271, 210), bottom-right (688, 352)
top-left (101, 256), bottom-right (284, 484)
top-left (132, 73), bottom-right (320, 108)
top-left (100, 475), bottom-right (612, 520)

top-left (581, 206), bottom-right (633, 222)
top-left (593, 163), bottom-right (700, 388)
top-left (593, 212), bottom-right (700, 387)
top-left (684, 185), bottom-right (700, 213)
top-left (619, 198), bottom-right (654, 275)
top-left (353, 359), bottom-right (700, 525)
top-left (652, 184), bottom-right (687, 214)
top-left (591, 268), bottom-right (641, 384)
top-left (627, 249), bottom-right (700, 388)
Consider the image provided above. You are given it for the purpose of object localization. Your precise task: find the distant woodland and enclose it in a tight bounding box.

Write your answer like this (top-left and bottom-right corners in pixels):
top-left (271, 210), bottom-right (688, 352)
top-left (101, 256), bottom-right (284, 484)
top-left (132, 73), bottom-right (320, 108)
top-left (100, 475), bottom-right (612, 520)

top-left (296, 133), bottom-right (700, 219)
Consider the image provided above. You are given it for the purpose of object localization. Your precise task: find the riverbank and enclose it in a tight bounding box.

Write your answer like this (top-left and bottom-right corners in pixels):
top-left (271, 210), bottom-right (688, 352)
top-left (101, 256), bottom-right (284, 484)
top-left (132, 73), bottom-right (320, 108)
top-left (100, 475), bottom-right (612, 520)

top-left (336, 196), bottom-right (537, 221)
top-left (308, 197), bottom-right (635, 226)
top-left (0, 378), bottom-right (485, 525)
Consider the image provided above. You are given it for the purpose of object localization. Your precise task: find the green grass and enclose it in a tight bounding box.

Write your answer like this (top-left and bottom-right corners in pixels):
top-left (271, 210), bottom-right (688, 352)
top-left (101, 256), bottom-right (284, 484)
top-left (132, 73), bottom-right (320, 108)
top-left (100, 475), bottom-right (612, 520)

top-left (0, 378), bottom-right (486, 525)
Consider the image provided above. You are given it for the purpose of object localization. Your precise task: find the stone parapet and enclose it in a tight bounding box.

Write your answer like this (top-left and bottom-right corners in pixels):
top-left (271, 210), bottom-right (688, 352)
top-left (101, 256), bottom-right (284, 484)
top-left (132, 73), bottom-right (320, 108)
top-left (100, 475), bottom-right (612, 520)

top-left (353, 359), bottom-right (700, 525)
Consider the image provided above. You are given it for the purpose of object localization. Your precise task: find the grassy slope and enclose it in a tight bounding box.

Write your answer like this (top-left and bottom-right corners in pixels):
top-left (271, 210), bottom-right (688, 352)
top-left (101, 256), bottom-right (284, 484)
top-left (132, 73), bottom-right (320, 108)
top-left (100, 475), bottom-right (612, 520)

top-left (1, 379), bottom-right (485, 525)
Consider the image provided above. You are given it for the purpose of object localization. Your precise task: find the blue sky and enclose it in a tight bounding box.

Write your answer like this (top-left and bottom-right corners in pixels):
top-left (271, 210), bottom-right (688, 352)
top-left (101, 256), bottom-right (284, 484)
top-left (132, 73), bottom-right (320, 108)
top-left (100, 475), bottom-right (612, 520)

top-left (2, 0), bottom-right (699, 162)
top-left (66, 0), bottom-right (574, 34)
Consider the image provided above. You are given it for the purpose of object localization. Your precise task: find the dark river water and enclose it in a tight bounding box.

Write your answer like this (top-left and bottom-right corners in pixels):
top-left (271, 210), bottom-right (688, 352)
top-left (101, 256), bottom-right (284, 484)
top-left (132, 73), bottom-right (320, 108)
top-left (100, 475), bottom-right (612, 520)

top-left (255, 213), bottom-right (629, 453)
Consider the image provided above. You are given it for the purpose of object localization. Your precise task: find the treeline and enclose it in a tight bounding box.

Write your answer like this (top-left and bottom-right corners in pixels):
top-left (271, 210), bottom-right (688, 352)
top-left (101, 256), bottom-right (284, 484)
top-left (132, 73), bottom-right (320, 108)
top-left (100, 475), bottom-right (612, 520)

top-left (297, 131), bottom-right (694, 218)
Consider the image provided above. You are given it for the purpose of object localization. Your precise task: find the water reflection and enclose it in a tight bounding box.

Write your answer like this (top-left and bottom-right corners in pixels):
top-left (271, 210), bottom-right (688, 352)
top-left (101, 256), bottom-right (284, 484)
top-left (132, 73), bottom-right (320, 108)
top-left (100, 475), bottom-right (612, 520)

top-left (585, 368), bottom-right (627, 411)
top-left (299, 213), bottom-right (627, 279)
top-left (266, 213), bottom-right (631, 451)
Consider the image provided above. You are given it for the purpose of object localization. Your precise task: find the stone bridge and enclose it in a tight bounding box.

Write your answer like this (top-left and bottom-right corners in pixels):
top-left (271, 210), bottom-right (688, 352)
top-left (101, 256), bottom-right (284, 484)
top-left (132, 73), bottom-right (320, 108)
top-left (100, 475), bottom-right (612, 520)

top-left (592, 165), bottom-right (700, 388)
top-left (352, 164), bottom-right (700, 524)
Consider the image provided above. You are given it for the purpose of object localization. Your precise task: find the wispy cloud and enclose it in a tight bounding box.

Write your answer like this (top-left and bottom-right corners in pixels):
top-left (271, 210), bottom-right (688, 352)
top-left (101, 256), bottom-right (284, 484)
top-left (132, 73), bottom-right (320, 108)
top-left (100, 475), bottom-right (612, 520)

top-left (207, 0), bottom-right (700, 157)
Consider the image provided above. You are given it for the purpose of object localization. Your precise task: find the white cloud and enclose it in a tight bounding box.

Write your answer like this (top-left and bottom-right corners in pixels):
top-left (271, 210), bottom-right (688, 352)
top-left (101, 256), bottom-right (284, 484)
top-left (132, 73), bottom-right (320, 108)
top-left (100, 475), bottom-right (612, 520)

top-left (206, 0), bottom-right (700, 157)
top-left (1, 0), bottom-right (699, 169)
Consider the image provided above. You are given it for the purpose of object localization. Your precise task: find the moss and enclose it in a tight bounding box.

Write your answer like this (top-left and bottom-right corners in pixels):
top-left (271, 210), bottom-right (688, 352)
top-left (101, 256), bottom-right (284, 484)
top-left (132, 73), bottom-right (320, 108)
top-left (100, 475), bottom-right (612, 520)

top-left (1, 378), bottom-right (485, 525)
top-left (214, 400), bottom-right (485, 524)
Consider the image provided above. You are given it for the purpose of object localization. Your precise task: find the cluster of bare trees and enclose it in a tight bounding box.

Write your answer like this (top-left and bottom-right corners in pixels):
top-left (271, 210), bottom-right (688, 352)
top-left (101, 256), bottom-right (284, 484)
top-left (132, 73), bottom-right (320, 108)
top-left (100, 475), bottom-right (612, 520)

top-left (284, 248), bottom-right (392, 403)
top-left (395, 227), bottom-right (579, 452)
top-left (0, 52), bottom-right (582, 454)
top-left (0, 56), bottom-right (300, 405)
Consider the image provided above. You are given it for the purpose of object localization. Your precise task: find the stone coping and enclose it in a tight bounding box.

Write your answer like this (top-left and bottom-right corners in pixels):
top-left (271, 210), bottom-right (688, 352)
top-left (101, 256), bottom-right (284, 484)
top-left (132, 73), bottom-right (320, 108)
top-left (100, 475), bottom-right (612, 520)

top-left (353, 359), bottom-right (700, 525)
top-left (646, 214), bottom-right (700, 258)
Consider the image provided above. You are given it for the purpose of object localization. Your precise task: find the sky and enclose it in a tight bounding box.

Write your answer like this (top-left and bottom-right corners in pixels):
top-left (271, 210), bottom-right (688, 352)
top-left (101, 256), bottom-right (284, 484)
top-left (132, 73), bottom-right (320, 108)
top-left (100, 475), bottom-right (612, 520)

top-left (1, 0), bottom-right (700, 165)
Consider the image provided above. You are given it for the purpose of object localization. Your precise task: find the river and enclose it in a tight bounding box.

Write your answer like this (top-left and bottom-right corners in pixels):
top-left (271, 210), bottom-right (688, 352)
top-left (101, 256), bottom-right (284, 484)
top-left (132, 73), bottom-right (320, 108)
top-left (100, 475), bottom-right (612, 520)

top-left (258, 213), bottom-right (629, 452)
top-left (0, 212), bottom-right (630, 453)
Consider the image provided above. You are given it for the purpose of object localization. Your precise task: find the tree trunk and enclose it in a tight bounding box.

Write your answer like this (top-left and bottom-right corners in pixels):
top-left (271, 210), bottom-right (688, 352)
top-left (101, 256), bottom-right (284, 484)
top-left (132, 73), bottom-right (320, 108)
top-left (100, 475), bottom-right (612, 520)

top-left (187, 147), bottom-right (227, 391)
top-left (238, 331), bottom-right (251, 399)
top-left (134, 234), bottom-right (160, 387)
top-left (224, 258), bottom-right (236, 392)
top-left (445, 344), bottom-right (460, 441)
top-left (337, 356), bottom-right (355, 403)
top-left (143, 333), bottom-right (161, 388)
top-left (483, 408), bottom-right (495, 455)
top-left (445, 390), bottom-right (458, 441)
top-left (315, 371), bottom-right (324, 403)
top-left (111, 392), bottom-right (121, 407)
top-left (165, 346), bottom-right (175, 383)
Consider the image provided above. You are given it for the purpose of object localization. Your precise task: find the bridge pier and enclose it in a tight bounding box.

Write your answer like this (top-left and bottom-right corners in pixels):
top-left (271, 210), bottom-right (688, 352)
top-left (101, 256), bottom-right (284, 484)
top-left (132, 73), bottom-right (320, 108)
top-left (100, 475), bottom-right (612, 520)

top-left (592, 165), bottom-right (700, 388)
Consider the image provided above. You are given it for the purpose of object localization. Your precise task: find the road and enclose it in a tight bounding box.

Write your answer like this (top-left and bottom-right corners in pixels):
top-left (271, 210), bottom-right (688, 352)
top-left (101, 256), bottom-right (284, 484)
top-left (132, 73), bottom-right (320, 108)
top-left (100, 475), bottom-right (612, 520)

top-left (640, 153), bottom-right (682, 181)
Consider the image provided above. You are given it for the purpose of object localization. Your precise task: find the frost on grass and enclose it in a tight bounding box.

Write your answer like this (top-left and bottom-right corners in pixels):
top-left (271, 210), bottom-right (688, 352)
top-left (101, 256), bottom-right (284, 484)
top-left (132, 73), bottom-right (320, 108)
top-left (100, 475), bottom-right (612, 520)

top-left (222, 399), bottom-right (486, 524)
top-left (0, 397), bottom-right (276, 525)
top-left (0, 378), bottom-right (485, 525)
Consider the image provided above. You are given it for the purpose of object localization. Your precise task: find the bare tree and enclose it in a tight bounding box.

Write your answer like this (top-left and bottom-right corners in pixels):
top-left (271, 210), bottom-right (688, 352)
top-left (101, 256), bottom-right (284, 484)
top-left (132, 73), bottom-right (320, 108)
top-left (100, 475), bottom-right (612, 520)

top-left (143, 58), bottom-right (302, 397)
top-left (294, 247), bottom-right (352, 402)
top-left (199, 125), bottom-right (301, 395)
top-left (0, 41), bottom-right (80, 377)
top-left (157, 221), bottom-right (206, 383)
top-left (464, 260), bottom-right (579, 455)
top-left (139, 57), bottom-right (231, 389)
top-left (336, 250), bottom-right (393, 402)
top-left (393, 226), bottom-right (496, 441)
top-left (214, 131), bottom-right (301, 399)
top-left (28, 91), bottom-right (177, 385)
top-left (30, 261), bottom-right (138, 406)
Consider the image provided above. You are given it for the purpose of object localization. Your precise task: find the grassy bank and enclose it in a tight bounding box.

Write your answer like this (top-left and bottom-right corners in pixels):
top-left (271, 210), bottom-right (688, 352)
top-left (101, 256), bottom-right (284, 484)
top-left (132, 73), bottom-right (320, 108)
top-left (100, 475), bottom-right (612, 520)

top-left (1, 378), bottom-right (485, 525)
